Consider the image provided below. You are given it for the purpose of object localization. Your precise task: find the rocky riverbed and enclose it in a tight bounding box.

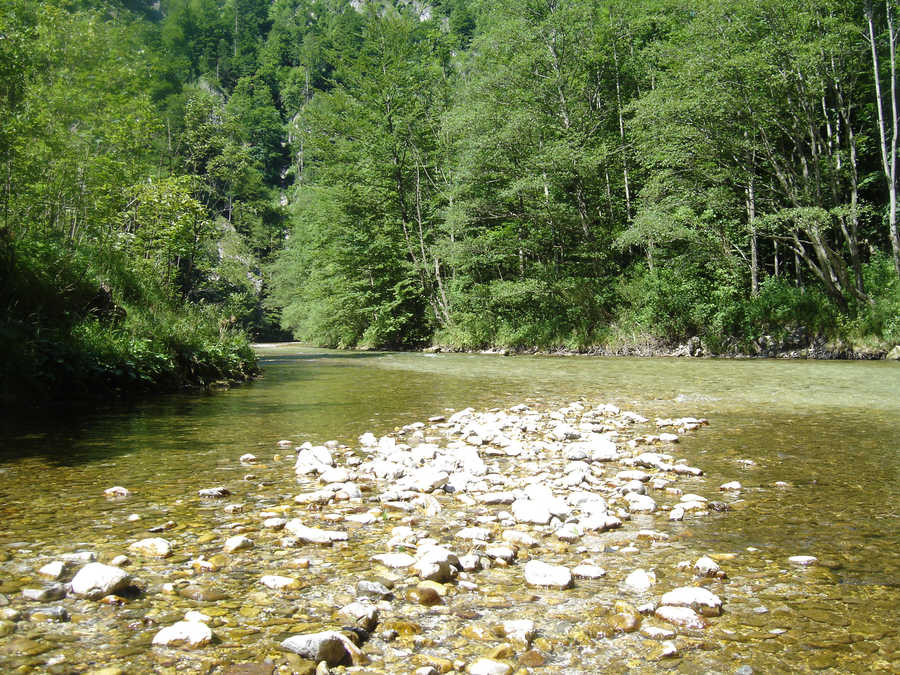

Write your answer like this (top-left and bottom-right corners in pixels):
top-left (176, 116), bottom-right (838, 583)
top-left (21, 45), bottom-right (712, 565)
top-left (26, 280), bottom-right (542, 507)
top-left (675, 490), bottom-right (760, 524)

top-left (0, 399), bottom-right (888, 673)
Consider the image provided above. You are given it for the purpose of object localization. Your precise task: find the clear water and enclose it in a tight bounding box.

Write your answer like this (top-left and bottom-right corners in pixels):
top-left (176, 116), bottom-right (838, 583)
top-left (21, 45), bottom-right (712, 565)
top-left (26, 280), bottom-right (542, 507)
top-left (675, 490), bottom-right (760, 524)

top-left (0, 345), bottom-right (897, 672)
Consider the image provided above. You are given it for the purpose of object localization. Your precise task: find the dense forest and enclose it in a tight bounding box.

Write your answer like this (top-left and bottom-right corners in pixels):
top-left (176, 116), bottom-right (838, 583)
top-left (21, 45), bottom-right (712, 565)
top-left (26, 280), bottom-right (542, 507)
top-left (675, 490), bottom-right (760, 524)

top-left (2, 0), bottom-right (899, 402)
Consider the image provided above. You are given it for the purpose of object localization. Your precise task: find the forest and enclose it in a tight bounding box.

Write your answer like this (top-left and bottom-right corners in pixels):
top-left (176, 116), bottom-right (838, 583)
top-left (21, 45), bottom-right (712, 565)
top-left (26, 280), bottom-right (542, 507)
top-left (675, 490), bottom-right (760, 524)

top-left (2, 0), bottom-right (900, 403)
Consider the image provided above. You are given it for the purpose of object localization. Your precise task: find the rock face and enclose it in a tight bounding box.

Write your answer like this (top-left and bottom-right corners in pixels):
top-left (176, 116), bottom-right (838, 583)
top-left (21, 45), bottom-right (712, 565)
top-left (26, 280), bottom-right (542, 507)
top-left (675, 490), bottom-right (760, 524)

top-left (280, 631), bottom-right (355, 666)
top-left (152, 620), bottom-right (213, 649)
top-left (523, 560), bottom-right (572, 588)
top-left (69, 563), bottom-right (131, 599)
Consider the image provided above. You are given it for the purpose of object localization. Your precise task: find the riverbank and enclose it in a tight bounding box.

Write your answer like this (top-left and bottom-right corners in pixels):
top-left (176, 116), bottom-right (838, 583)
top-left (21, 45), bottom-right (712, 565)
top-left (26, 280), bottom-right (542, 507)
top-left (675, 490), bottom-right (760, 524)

top-left (424, 335), bottom-right (899, 361)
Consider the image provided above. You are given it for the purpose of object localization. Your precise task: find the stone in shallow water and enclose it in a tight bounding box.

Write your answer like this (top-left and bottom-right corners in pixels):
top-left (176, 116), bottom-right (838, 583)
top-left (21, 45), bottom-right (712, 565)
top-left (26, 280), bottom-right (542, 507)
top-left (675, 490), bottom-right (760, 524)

top-left (152, 620), bottom-right (213, 649)
top-left (339, 601), bottom-right (379, 630)
top-left (280, 631), bottom-right (358, 667)
top-left (260, 575), bottom-right (298, 590)
top-left (128, 537), bottom-right (173, 558)
top-left (224, 535), bottom-right (254, 553)
top-left (284, 520), bottom-right (348, 544)
top-left (501, 530), bottom-right (538, 547)
top-left (523, 560), bottom-right (572, 588)
top-left (788, 555), bottom-right (818, 566)
top-left (198, 486), bottom-right (231, 498)
top-left (21, 585), bottom-right (65, 602)
top-left (572, 564), bottom-right (606, 579)
top-left (501, 619), bottom-right (536, 647)
top-left (103, 486), bottom-right (131, 498)
top-left (467, 658), bottom-right (512, 675)
top-left (511, 499), bottom-right (551, 525)
top-left (654, 605), bottom-right (708, 630)
top-left (356, 580), bottom-right (392, 598)
top-left (624, 493), bottom-right (657, 514)
top-left (694, 555), bottom-right (722, 578)
top-left (623, 568), bottom-right (656, 593)
top-left (70, 563), bottom-right (131, 600)
top-left (371, 552), bottom-right (415, 568)
top-left (659, 586), bottom-right (723, 616)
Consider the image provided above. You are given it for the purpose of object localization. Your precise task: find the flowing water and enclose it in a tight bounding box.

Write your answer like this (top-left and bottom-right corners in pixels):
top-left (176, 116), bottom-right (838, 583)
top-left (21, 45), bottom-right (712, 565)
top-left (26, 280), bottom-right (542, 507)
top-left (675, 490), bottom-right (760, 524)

top-left (0, 344), bottom-right (897, 673)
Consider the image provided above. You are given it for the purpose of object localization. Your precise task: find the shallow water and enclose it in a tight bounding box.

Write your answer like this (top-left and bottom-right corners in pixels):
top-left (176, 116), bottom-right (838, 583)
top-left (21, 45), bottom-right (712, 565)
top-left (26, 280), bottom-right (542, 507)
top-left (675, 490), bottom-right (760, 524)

top-left (0, 345), bottom-right (897, 673)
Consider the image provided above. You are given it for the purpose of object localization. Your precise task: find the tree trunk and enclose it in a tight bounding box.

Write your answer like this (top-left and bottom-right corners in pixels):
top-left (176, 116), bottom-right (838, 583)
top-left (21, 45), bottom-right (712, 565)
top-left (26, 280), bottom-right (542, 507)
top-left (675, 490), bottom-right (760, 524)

top-left (867, 0), bottom-right (900, 277)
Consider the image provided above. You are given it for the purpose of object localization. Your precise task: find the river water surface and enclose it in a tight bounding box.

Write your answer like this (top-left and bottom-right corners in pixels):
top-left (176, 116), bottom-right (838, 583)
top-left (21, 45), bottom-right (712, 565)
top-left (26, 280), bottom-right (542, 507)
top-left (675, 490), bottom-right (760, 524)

top-left (0, 345), bottom-right (897, 673)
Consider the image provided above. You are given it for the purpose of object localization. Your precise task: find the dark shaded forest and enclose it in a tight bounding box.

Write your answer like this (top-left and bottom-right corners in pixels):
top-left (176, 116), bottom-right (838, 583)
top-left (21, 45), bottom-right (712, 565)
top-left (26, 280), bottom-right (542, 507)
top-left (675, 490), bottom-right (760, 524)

top-left (2, 0), bottom-right (899, 402)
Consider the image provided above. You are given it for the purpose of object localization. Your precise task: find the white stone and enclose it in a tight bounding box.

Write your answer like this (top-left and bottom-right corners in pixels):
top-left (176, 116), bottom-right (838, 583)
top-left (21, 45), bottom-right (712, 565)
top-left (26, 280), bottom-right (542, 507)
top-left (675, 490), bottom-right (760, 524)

top-left (502, 619), bottom-right (536, 646)
top-left (281, 631), bottom-right (360, 666)
top-left (371, 553), bottom-right (415, 568)
top-left (456, 527), bottom-right (491, 541)
top-left (104, 486), bottom-right (131, 497)
top-left (128, 538), bottom-right (173, 558)
top-left (339, 601), bottom-right (379, 631)
top-left (239, 453), bottom-right (257, 464)
top-left (184, 610), bottom-right (210, 623)
top-left (38, 561), bottom-right (70, 580)
top-left (152, 620), bottom-right (213, 649)
top-left (260, 575), bottom-right (298, 590)
top-left (572, 564), bottom-right (607, 579)
top-left (511, 499), bottom-right (552, 525)
top-left (263, 517), bottom-right (287, 530)
top-left (616, 470), bottom-right (651, 482)
top-left (641, 625), bottom-right (676, 640)
top-left (501, 530), bottom-right (538, 548)
top-left (198, 486), bottom-right (231, 498)
top-left (623, 568), bottom-right (656, 593)
top-left (659, 586), bottom-right (723, 616)
top-left (624, 493), bottom-right (657, 514)
top-left (693, 556), bottom-right (721, 577)
top-left (720, 481), bottom-right (742, 490)
top-left (672, 464), bottom-right (703, 476)
top-left (319, 467), bottom-right (350, 483)
top-left (484, 546), bottom-right (516, 562)
top-left (524, 560), bottom-right (572, 588)
top-left (284, 520), bottom-right (348, 544)
top-left (467, 658), bottom-right (512, 675)
top-left (223, 535), bottom-right (254, 553)
top-left (788, 555), bottom-right (818, 566)
top-left (70, 563), bottom-right (131, 599)
top-left (654, 605), bottom-right (708, 629)
top-left (555, 523), bottom-right (582, 543)
top-left (110, 555), bottom-right (130, 567)
top-left (60, 551), bottom-right (96, 563)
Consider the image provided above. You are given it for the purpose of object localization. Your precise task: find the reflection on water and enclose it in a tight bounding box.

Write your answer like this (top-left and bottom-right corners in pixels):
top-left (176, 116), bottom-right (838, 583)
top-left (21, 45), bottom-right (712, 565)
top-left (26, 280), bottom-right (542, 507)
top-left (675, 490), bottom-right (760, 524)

top-left (0, 344), bottom-right (897, 671)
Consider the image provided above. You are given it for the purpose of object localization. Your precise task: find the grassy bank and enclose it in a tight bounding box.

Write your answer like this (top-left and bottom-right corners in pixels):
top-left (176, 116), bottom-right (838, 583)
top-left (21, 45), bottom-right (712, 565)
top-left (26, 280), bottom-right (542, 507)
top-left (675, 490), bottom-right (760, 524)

top-left (0, 234), bottom-right (258, 408)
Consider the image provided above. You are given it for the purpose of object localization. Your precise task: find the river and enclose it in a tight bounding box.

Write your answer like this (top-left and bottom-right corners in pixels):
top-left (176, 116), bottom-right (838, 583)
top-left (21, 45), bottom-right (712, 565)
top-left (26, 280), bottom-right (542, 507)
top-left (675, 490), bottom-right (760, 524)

top-left (0, 344), bottom-right (897, 673)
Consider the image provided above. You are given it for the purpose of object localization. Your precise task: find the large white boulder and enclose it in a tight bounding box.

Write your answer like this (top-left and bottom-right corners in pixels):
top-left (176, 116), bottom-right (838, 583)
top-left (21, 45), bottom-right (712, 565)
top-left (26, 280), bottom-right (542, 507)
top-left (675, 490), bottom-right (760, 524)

top-left (70, 563), bottom-right (131, 599)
